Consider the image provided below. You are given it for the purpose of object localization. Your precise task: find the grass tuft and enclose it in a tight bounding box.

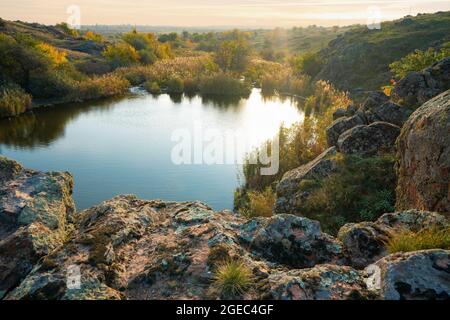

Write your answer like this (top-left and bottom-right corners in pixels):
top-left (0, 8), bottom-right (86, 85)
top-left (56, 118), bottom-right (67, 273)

top-left (386, 225), bottom-right (450, 254)
top-left (213, 259), bottom-right (253, 298)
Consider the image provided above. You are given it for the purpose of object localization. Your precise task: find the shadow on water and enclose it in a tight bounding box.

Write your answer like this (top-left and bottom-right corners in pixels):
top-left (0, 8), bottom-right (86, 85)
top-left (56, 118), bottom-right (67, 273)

top-left (0, 96), bottom-right (122, 149)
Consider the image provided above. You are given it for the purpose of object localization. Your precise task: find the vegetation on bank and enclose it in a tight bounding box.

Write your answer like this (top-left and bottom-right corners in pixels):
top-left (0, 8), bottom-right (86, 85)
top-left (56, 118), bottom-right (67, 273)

top-left (386, 225), bottom-right (450, 254)
top-left (299, 154), bottom-right (396, 234)
top-left (0, 86), bottom-right (32, 118)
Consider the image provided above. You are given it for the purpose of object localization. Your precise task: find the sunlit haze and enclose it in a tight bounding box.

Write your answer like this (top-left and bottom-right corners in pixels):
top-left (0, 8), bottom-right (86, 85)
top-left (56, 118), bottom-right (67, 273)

top-left (2, 0), bottom-right (450, 27)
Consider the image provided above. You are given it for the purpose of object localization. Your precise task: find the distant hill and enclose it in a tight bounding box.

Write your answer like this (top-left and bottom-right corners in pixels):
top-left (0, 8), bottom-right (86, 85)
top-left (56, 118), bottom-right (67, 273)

top-left (250, 25), bottom-right (353, 57)
top-left (0, 19), bottom-right (107, 58)
top-left (315, 11), bottom-right (450, 91)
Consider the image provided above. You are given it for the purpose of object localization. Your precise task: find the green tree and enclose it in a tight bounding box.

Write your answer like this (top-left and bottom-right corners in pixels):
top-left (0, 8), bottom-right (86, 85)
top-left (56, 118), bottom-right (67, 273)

top-left (102, 42), bottom-right (140, 68)
top-left (215, 38), bottom-right (250, 72)
top-left (291, 52), bottom-right (324, 78)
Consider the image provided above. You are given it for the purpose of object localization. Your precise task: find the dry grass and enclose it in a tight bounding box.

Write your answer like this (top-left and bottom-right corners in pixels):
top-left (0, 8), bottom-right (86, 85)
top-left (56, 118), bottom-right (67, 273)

top-left (0, 87), bottom-right (32, 118)
top-left (213, 259), bottom-right (253, 298)
top-left (386, 225), bottom-right (450, 254)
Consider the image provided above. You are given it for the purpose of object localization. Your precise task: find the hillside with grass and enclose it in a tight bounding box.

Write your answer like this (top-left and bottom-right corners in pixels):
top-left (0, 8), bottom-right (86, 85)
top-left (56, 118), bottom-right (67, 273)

top-left (315, 11), bottom-right (450, 91)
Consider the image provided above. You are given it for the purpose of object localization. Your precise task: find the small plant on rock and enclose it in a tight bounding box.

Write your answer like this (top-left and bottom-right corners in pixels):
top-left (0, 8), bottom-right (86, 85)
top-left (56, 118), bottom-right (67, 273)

top-left (213, 259), bottom-right (253, 298)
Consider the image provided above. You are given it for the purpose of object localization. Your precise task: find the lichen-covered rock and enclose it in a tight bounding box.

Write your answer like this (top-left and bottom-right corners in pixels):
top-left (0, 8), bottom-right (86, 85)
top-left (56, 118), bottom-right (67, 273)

top-left (366, 249), bottom-right (450, 300)
top-left (361, 91), bottom-right (390, 111)
top-left (0, 157), bottom-right (75, 299)
top-left (337, 122), bottom-right (401, 156)
top-left (396, 90), bottom-right (450, 212)
top-left (5, 196), bottom-right (270, 300)
top-left (338, 222), bottom-right (390, 270)
top-left (338, 210), bottom-right (448, 269)
top-left (274, 147), bottom-right (338, 214)
top-left (360, 101), bottom-right (413, 127)
top-left (239, 214), bottom-right (346, 268)
top-left (326, 115), bottom-right (366, 147)
top-left (266, 264), bottom-right (375, 300)
top-left (391, 57), bottom-right (450, 108)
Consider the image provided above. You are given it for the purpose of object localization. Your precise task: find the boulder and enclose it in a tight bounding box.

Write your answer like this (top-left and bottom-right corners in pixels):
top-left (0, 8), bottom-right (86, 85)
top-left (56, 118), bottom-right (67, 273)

top-left (326, 115), bottom-right (366, 147)
top-left (265, 264), bottom-right (374, 300)
top-left (337, 122), bottom-right (401, 156)
top-left (391, 57), bottom-right (450, 108)
top-left (274, 147), bottom-right (338, 214)
top-left (333, 108), bottom-right (347, 120)
top-left (366, 249), bottom-right (450, 300)
top-left (338, 210), bottom-right (448, 269)
top-left (361, 91), bottom-right (389, 111)
top-left (0, 157), bottom-right (75, 299)
top-left (360, 101), bottom-right (413, 127)
top-left (239, 214), bottom-right (346, 268)
top-left (396, 90), bottom-right (450, 212)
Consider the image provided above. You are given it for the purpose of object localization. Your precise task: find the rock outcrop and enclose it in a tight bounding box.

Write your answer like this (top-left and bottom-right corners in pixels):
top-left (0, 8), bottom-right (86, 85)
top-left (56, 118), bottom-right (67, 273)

top-left (338, 210), bottom-right (447, 269)
top-left (337, 122), bottom-right (401, 156)
top-left (366, 249), bottom-right (450, 300)
top-left (391, 57), bottom-right (450, 108)
top-left (0, 157), bottom-right (75, 299)
top-left (240, 214), bottom-right (346, 268)
top-left (360, 101), bottom-right (413, 127)
top-left (274, 147), bottom-right (338, 214)
top-left (396, 90), bottom-right (450, 212)
top-left (326, 115), bottom-right (366, 147)
top-left (266, 264), bottom-right (375, 300)
top-left (1, 158), bottom-right (449, 300)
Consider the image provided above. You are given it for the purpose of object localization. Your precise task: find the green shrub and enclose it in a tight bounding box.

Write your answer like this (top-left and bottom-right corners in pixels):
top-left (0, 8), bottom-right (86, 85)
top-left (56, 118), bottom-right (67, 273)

top-left (183, 77), bottom-right (200, 94)
top-left (199, 73), bottom-right (251, 97)
top-left (28, 71), bottom-right (76, 99)
top-left (213, 260), bottom-right (253, 298)
top-left (144, 81), bottom-right (161, 94)
top-left (302, 154), bottom-right (396, 234)
top-left (0, 87), bottom-right (31, 118)
top-left (389, 46), bottom-right (450, 79)
top-left (239, 188), bottom-right (275, 219)
top-left (386, 225), bottom-right (450, 254)
top-left (291, 52), bottom-right (324, 78)
top-left (165, 77), bottom-right (184, 93)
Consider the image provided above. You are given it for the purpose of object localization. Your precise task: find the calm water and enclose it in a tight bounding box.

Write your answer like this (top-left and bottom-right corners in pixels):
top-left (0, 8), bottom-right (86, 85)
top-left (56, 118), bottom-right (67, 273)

top-left (0, 89), bottom-right (303, 211)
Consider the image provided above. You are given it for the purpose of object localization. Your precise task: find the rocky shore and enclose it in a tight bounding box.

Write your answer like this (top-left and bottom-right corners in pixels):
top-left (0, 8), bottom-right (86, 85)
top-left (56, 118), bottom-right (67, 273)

top-left (0, 60), bottom-right (449, 300)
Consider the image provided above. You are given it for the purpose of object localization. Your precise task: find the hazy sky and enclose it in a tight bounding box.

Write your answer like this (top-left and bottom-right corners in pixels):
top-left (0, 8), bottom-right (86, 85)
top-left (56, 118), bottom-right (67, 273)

top-left (2, 0), bottom-right (450, 27)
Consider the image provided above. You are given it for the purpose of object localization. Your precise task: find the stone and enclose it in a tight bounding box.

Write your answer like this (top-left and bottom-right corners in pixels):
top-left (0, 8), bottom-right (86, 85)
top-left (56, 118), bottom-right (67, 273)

top-left (396, 90), bottom-right (450, 212)
top-left (266, 264), bottom-right (374, 300)
top-left (366, 249), bottom-right (450, 300)
top-left (360, 101), bottom-right (413, 127)
top-left (274, 147), bottom-right (338, 214)
top-left (338, 210), bottom-right (448, 269)
top-left (0, 157), bottom-right (75, 299)
top-left (5, 196), bottom-right (270, 300)
top-left (239, 214), bottom-right (346, 268)
top-left (391, 57), bottom-right (450, 108)
top-left (326, 115), bottom-right (366, 147)
top-left (337, 122), bottom-right (400, 156)
top-left (333, 108), bottom-right (347, 120)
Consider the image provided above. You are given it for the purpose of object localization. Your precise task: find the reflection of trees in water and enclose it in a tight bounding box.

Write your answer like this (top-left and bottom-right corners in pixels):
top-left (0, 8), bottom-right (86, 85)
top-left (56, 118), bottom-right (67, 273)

top-left (0, 98), bottom-right (119, 149)
top-left (201, 95), bottom-right (244, 108)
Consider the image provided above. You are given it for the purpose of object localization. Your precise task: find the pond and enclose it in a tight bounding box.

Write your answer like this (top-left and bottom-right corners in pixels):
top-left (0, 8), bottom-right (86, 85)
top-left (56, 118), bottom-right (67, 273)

top-left (0, 89), bottom-right (303, 211)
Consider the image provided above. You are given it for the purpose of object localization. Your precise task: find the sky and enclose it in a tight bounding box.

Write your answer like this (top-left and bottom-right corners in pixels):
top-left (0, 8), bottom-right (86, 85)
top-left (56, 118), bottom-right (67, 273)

top-left (1, 0), bottom-right (450, 27)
